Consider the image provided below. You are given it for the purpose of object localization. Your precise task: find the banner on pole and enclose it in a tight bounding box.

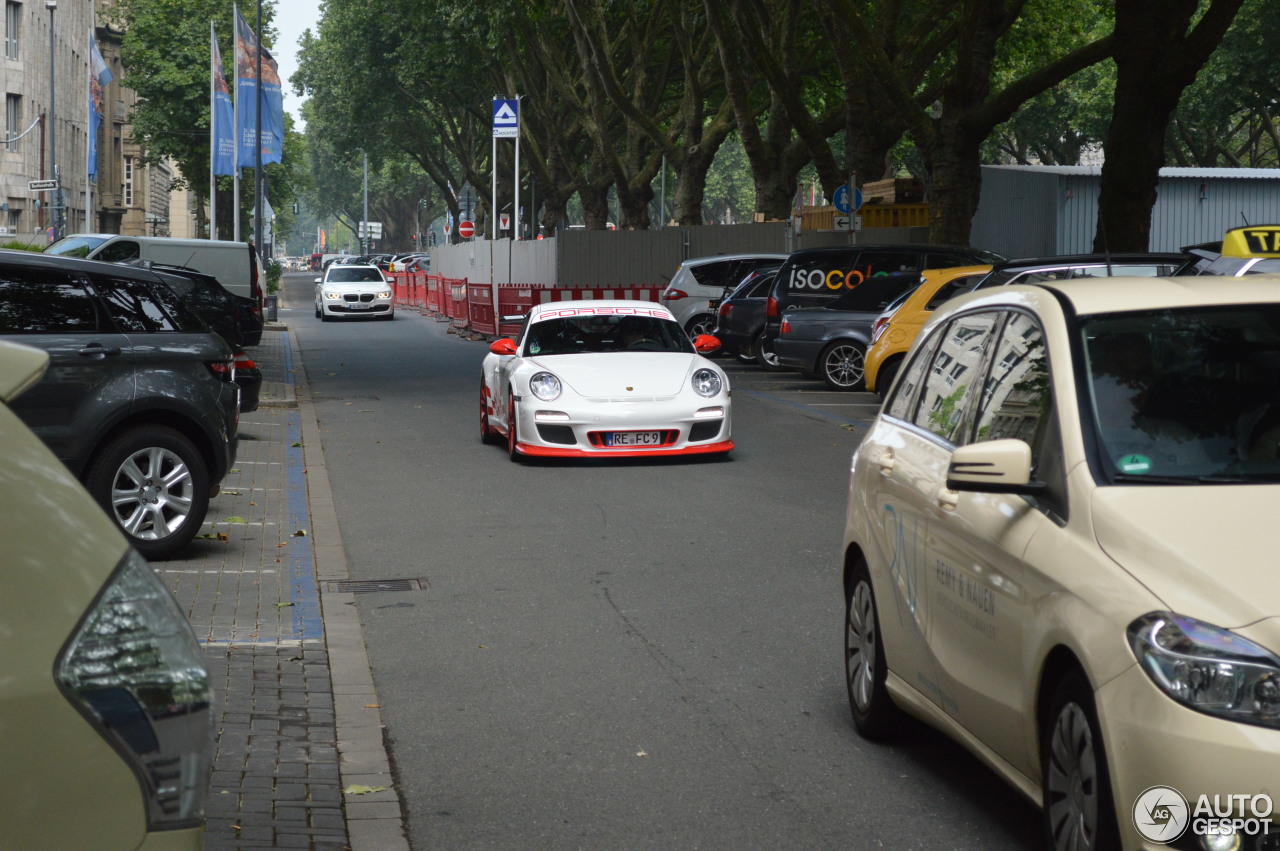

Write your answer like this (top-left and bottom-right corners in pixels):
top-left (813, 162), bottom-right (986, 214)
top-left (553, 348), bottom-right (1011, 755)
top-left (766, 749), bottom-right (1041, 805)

top-left (88, 35), bottom-right (112, 179)
top-left (234, 9), bottom-right (285, 167)
top-left (211, 28), bottom-right (236, 176)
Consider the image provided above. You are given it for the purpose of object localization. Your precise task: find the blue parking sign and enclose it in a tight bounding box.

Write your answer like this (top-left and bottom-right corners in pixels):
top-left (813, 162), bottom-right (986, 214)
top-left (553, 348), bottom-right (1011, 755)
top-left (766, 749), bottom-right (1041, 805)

top-left (493, 98), bottom-right (519, 138)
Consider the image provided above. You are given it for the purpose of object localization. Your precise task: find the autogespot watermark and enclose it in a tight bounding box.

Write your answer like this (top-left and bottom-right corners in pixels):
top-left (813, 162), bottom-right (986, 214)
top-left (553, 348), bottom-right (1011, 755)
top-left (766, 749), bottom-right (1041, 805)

top-left (1133, 785), bottom-right (1274, 845)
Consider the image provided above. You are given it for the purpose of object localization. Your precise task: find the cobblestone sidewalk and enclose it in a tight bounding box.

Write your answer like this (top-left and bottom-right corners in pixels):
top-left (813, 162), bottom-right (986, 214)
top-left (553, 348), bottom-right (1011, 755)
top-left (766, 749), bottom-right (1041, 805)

top-left (157, 324), bottom-right (405, 850)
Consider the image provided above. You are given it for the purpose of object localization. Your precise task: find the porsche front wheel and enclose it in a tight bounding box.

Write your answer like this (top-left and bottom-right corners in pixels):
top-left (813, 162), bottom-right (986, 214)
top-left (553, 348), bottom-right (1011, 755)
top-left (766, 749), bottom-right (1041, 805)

top-left (507, 395), bottom-right (521, 461)
top-left (480, 381), bottom-right (498, 444)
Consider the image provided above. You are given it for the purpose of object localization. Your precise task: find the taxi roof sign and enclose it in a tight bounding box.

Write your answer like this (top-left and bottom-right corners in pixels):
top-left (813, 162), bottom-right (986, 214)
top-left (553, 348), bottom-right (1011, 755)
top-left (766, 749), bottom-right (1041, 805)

top-left (1222, 225), bottom-right (1280, 258)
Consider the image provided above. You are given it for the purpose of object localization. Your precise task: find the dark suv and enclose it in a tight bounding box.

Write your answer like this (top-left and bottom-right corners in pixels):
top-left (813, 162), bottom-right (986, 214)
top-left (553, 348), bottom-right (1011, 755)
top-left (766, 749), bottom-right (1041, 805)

top-left (0, 250), bottom-right (240, 559)
top-left (759, 244), bottom-right (1006, 366)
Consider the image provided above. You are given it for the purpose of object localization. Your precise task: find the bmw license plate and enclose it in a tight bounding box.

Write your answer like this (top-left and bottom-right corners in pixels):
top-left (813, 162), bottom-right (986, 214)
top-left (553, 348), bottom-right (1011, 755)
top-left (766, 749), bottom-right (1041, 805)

top-left (606, 431), bottom-right (662, 447)
top-left (349, 302), bottom-right (370, 309)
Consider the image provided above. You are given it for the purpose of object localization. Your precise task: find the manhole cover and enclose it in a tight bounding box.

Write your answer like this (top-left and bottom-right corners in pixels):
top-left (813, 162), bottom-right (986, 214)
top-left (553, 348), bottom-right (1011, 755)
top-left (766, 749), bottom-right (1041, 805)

top-left (327, 578), bottom-right (426, 594)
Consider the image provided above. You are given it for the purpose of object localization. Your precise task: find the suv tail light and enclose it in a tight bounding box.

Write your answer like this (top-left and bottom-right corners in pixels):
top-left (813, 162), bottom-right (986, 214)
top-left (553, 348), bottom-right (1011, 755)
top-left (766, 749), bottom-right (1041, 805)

top-left (206, 359), bottom-right (235, 382)
top-left (57, 550), bottom-right (214, 829)
top-left (663, 288), bottom-right (688, 301)
top-left (871, 316), bottom-right (890, 343)
top-left (780, 318), bottom-right (792, 335)
top-left (766, 296), bottom-right (778, 318)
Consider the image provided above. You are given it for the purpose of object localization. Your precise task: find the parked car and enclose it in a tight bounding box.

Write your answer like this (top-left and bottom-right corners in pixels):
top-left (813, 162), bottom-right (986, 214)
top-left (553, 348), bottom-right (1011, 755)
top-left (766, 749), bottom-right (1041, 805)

top-left (118, 261), bottom-right (263, 414)
top-left (128, 261), bottom-right (265, 348)
top-left (861, 253), bottom-right (1186, 397)
top-left (772, 271), bottom-right (927, 390)
top-left (0, 249), bottom-right (240, 559)
top-left (968, 252), bottom-right (1189, 293)
top-left (1179, 224), bottom-right (1280, 276)
top-left (710, 265), bottom-right (781, 364)
top-left (843, 273), bottom-right (1280, 851)
top-left (0, 338), bottom-right (214, 850)
top-left (481, 300), bottom-right (732, 460)
top-left (390, 253), bottom-right (429, 272)
top-left (862, 265), bottom-right (994, 395)
top-left (759, 244), bottom-right (1006, 368)
top-left (46, 234), bottom-right (265, 304)
top-left (660, 253), bottom-right (789, 337)
top-left (314, 263), bottom-right (395, 321)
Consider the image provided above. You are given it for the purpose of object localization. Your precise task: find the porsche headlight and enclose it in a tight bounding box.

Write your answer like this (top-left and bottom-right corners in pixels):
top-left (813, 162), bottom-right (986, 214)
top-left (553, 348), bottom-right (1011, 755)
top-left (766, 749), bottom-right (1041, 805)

top-left (323, 291), bottom-right (342, 300)
top-left (1129, 612), bottom-right (1280, 728)
top-left (529, 372), bottom-right (562, 401)
top-left (691, 368), bottom-right (722, 398)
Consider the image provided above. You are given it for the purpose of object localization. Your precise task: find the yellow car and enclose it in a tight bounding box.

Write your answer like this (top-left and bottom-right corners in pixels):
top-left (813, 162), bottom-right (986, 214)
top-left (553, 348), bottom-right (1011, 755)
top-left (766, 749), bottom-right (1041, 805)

top-left (864, 265), bottom-right (991, 395)
top-left (844, 273), bottom-right (1280, 851)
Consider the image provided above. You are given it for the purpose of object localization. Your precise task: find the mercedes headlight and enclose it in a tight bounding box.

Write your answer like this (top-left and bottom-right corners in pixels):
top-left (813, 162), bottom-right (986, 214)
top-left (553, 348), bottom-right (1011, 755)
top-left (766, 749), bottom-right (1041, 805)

top-left (1129, 612), bottom-right (1280, 728)
top-left (529, 371), bottom-right (562, 401)
top-left (691, 368), bottom-right (723, 398)
top-left (57, 550), bottom-right (214, 828)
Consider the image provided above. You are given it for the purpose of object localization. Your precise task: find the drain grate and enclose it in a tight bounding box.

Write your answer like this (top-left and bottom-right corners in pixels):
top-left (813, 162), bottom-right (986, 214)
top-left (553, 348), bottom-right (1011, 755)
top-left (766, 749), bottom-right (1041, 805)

top-left (327, 578), bottom-right (426, 594)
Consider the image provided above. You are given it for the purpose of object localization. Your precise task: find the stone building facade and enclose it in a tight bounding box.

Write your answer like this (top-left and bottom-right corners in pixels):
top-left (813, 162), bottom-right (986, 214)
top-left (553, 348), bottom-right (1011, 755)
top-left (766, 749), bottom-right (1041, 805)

top-left (1, 0), bottom-right (169, 244)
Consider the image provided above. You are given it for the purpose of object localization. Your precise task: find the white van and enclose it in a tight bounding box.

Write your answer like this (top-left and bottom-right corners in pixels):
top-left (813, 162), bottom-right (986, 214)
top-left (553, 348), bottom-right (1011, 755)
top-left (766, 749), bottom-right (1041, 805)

top-left (47, 234), bottom-right (264, 303)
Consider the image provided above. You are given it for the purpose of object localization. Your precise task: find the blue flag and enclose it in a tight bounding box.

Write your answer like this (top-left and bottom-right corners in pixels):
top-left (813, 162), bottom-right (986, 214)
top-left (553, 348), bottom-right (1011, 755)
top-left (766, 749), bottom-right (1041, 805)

top-left (211, 29), bottom-right (236, 176)
top-left (234, 9), bottom-right (284, 168)
top-left (88, 36), bottom-right (112, 179)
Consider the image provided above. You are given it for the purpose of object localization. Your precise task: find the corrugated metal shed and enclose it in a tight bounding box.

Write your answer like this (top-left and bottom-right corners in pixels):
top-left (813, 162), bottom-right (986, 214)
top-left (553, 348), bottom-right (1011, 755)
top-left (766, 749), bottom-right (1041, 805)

top-left (971, 165), bottom-right (1280, 258)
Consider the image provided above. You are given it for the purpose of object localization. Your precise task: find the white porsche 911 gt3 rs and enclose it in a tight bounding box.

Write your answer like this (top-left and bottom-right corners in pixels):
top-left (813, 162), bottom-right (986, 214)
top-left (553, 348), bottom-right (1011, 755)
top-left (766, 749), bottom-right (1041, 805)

top-left (480, 300), bottom-right (734, 460)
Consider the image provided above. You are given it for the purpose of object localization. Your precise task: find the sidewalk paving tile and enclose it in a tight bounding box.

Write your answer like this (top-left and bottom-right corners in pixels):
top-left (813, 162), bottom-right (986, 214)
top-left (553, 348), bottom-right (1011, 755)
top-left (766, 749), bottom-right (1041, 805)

top-left (156, 324), bottom-right (406, 850)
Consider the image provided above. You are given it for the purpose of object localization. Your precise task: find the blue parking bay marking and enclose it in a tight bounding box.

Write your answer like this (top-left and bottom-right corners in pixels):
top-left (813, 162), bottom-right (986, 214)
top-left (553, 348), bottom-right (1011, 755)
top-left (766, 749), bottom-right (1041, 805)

top-left (282, 332), bottom-right (325, 642)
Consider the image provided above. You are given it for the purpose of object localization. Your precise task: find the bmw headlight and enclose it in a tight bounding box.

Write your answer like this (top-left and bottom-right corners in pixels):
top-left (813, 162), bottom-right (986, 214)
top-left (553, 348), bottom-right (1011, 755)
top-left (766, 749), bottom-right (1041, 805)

top-left (324, 291), bottom-right (342, 300)
top-left (377, 290), bottom-right (392, 299)
top-left (529, 371), bottom-right (562, 401)
top-left (1129, 612), bottom-right (1280, 728)
top-left (691, 368), bottom-right (723, 398)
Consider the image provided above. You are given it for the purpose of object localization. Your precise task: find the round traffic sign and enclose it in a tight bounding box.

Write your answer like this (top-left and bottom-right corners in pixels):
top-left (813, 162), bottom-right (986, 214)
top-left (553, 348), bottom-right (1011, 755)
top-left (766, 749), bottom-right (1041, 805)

top-left (458, 220), bottom-right (475, 239)
top-left (833, 185), bottom-right (852, 215)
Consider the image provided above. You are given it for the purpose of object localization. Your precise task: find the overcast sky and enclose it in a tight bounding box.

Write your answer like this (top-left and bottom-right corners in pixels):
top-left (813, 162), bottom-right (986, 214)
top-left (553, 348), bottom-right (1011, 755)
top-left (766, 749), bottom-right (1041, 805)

top-left (272, 0), bottom-right (321, 126)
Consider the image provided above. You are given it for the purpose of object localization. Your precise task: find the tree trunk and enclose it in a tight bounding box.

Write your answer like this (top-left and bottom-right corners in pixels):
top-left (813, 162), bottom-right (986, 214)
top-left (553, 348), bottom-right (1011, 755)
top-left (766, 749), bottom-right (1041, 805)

top-left (923, 120), bottom-right (986, 246)
top-left (617, 176), bottom-right (654, 230)
top-left (1093, 0), bottom-right (1245, 252)
top-left (671, 143), bottom-right (717, 225)
top-left (580, 179), bottom-right (611, 230)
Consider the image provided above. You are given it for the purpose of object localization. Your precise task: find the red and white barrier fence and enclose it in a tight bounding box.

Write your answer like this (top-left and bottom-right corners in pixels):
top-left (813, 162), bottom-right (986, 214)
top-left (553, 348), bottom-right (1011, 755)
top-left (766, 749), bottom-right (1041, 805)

top-left (389, 274), bottom-right (664, 338)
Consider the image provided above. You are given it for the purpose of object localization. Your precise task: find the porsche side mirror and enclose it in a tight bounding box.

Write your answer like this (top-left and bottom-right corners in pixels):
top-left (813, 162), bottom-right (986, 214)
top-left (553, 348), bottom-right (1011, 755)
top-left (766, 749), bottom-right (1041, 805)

top-left (692, 334), bottom-right (721, 354)
top-left (489, 338), bottom-right (518, 356)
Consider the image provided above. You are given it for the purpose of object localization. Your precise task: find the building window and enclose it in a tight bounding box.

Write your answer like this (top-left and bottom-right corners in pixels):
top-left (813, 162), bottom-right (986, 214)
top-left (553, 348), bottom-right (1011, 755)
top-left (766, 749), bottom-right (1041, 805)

top-left (123, 155), bottom-right (134, 206)
top-left (4, 93), bottom-right (19, 151)
top-left (4, 2), bottom-right (19, 61)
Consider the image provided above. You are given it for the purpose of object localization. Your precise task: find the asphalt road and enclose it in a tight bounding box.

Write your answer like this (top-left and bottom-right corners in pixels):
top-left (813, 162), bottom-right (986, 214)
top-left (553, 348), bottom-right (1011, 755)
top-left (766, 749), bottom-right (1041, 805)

top-left (282, 272), bottom-right (1041, 850)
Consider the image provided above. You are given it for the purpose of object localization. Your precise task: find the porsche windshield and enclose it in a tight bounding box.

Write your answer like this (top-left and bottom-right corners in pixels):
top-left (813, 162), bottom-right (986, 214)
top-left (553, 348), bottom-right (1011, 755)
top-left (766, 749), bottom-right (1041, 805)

top-left (525, 314), bottom-right (692, 355)
top-left (1082, 304), bottom-right (1280, 483)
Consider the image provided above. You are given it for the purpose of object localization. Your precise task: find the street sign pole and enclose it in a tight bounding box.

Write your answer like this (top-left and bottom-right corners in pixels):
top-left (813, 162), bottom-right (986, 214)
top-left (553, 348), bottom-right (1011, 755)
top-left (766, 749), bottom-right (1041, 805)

top-left (513, 95), bottom-right (521, 242)
top-left (491, 97), bottom-right (498, 241)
